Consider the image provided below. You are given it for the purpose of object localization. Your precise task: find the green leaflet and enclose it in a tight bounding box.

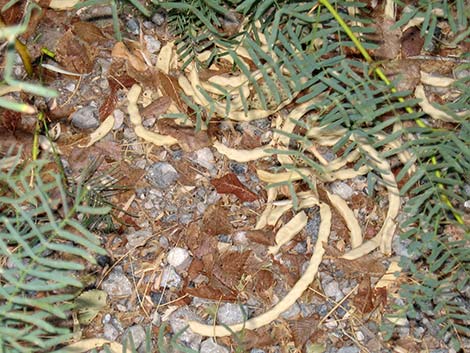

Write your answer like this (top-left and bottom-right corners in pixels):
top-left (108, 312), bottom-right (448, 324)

top-left (0, 157), bottom-right (109, 353)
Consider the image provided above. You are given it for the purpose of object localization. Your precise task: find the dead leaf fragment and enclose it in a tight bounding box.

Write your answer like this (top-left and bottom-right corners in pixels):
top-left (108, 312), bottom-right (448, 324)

top-left (141, 96), bottom-right (171, 120)
top-left (72, 21), bottom-right (107, 44)
top-left (156, 118), bottom-right (211, 152)
top-left (201, 204), bottom-right (233, 236)
top-left (56, 30), bottom-right (95, 74)
top-left (211, 173), bottom-right (259, 202)
top-left (401, 26), bottom-right (424, 57)
top-left (112, 42), bottom-right (147, 72)
top-left (155, 71), bottom-right (187, 114)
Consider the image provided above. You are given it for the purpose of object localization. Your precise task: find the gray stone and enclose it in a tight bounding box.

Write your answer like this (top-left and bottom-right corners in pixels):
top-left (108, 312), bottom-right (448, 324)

top-left (169, 307), bottom-right (202, 350)
top-left (330, 181), bottom-right (354, 200)
top-left (167, 247), bottom-right (192, 271)
top-left (144, 35), bottom-right (161, 54)
top-left (323, 281), bottom-right (343, 301)
top-left (305, 212), bottom-right (321, 241)
top-left (71, 106), bottom-right (99, 130)
top-left (102, 266), bottom-right (132, 297)
top-left (217, 303), bottom-right (247, 325)
top-left (280, 301), bottom-right (301, 320)
top-left (125, 325), bottom-right (146, 350)
top-left (146, 162), bottom-right (179, 188)
top-left (126, 229), bottom-right (153, 248)
top-left (113, 109), bottom-right (124, 130)
top-left (337, 346), bottom-right (359, 353)
top-left (229, 162), bottom-right (248, 175)
top-left (192, 147), bottom-right (215, 172)
top-left (126, 18), bottom-right (139, 35)
top-left (160, 266), bottom-right (182, 288)
top-left (152, 11), bottom-right (166, 26)
top-left (250, 350), bottom-right (266, 353)
top-left (103, 323), bottom-right (119, 341)
top-left (199, 339), bottom-right (229, 353)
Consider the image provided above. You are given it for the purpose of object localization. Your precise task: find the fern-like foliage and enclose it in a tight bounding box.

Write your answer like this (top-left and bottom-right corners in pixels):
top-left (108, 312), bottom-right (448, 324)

top-left (0, 155), bottom-right (109, 353)
top-left (386, 120), bottom-right (470, 349)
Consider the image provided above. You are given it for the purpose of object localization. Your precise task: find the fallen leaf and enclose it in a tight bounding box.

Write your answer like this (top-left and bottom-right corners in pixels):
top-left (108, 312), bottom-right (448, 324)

top-left (212, 250), bottom-right (251, 290)
top-left (80, 115), bottom-right (115, 148)
top-left (401, 26), bottom-right (424, 57)
top-left (245, 229), bottom-right (275, 246)
top-left (56, 30), bottom-right (95, 74)
top-left (289, 315), bottom-right (319, 348)
top-left (240, 327), bottom-right (276, 349)
top-left (352, 275), bottom-right (375, 314)
top-left (111, 42), bottom-right (147, 72)
top-left (211, 173), bottom-right (259, 202)
top-left (372, 17), bottom-right (401, 60)
top-left (156, 118), bottom-right (211, 152)
top-left (72, 21), bottom-right (108, 44)
top-left (201, 204), bottom-right (233, 237)
top-left (155, 71), bottom-right (187, 114)
top-left (99, 88), bottom-right (118, 121)
top-left (185, 284), bottom-right (237, 301)
top-left (75, 289), bottom-right (107, 325)
top-left (141, 96), bottom-right (171, 120)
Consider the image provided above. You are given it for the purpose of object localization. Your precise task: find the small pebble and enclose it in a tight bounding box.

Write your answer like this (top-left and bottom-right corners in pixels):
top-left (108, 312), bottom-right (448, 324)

top-left (150, 291), bottom-right (165, 305)
top-left (102, 266), bottom-right (133, 296)
top-left (229, 162), bottom-right (248, 175)
top-left (126, 229), bottom-right (152, 248)
top-left (125, 325), bottom-right (146, 350)
top-left (146, 162), bottom-right (179, 188)
top-left (280, 301), bottom-right (301, 320)
top-left (217, 303), bottom-right (247, 325)
top-left (126, 18), bottom-right (139, 35)
top-left (113, 109), bottom-right (124, 130)
top-left (169, 307), bottom-right (202, 350)
top-left (167, 247), bottom-right (192, 271)
top-left (71, 106), bottom-right (100, 130)
top-left (144, 35), bottom-right (161, 54)
top-left (160, 266), bottom-right (182, 288)
top-left (199, 339), bottom-right (229, 353)
top-left (330, 181), bottom-right (354, 200)
top-left (152, 11), bottom-right (166, 26)
top-left (337, 347), bottom-right (359, 353)
top-left (103, 323), bottom-right (119, 341)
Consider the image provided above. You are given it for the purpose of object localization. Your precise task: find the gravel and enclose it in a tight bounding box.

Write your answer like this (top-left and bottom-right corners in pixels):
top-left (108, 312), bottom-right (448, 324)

top-left (330, 181), bottom-right (354, 200)
top-left (217, 303), bottom-right (248, 325)
top-left (102, 266), bottom-right (133, 297)
top-left (146, 162), bottom-right (179, 188)
top-left (199, 339), bottom-right (230, 353)
top-left (125, 325), bottom-right (146, 350)
top-left (168, 307), bottom-right (202, 350)
top-left (71, 106), bottom-right (100, 130)
top-left (160, 266), bottom-right (182, 289)
top-left (167, 247), bottom-right (192, 271)
top-left (337, 346), bottom-right (360, 353)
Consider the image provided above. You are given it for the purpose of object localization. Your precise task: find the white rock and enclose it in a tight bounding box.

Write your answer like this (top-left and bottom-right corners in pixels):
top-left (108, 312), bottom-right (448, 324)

top-left (193, 147), bottom-right (215, 172)
top-left (217, 303), bottom-right (247, 325)
top-left (125, 325), bottom-right (146, 350)
top-left (167, 247), bottom-right (192, 271)
top-left (144, 35), bottom-right (161, 53)
top-left (169, 307), bottom-right (202, 350)
top-left (200, 339), bottom-right (229, 353)
top-left (160, 266), bottom-right (182, 289)
top-left (330, 181), bottom-right (354, 200)
top-left (102, 266), bottom-right (132, 297)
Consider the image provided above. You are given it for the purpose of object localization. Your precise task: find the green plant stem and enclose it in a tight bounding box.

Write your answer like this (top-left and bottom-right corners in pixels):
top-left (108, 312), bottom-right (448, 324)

top-left (318, 0), bottom-right (464, 225)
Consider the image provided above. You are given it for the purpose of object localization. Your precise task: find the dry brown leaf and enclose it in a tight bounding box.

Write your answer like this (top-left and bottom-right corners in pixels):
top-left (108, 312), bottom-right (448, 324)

top-left (401, 26), bottom-right (424, 57)
top-left (240, 327), bottom-right (276, 350)
top-left (111, 42), bottom-right (147, 72)
top-left (372, 17), bottom-right (401, 60)
top-left (156, 118), bottom-right (211, 152)
top-left (201, 204), bottom-right (233, 237)
top-left (212, 250), bottom-right (251, 290)
top-left (185, 284), bottom-right (237, 301)
top-left (155, 71), bottom-right (187, 114)
top-left (211, 173), bottom-right (259, 202)
top-left (99, 88), bottom-right (118, 121)
top-left (245, 229), bottom-right (275, 246)
top-left (352, 275), bottom-right (375, 314)
top-left (141, 96), bottom-right (171, 120)
top-left (288, 315), bottom-right (319, 348)
top-left (56, 30), bottom-right (95, 74)
top-left (72, 21), bottom-right (107, 44)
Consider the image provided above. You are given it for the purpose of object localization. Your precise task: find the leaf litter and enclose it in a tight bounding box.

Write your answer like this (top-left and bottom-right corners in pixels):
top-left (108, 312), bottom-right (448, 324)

top-left (4, 1), bottom-right (468, 352)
